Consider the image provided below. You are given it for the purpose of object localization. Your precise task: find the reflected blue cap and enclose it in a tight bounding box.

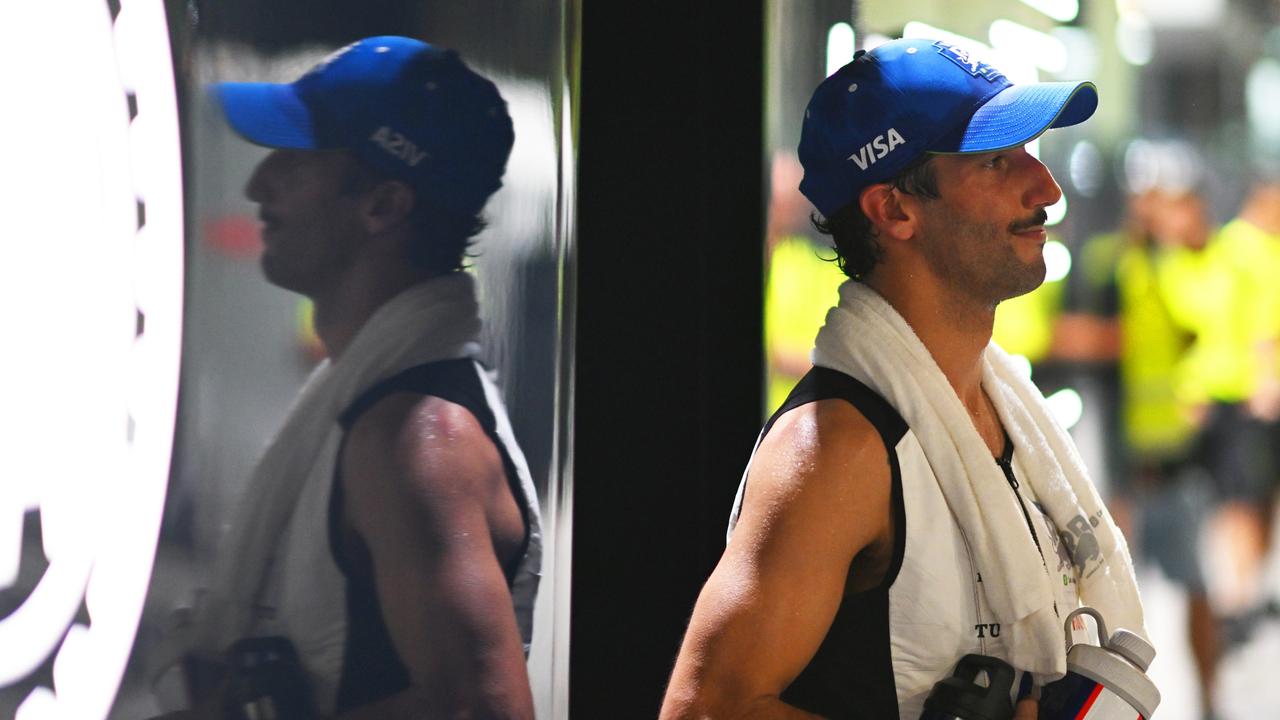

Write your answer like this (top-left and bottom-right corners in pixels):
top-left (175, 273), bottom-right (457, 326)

top-left (214, 36), bottom-right (514, 216)
top-left (798, 38), bottom-right (1098, 217)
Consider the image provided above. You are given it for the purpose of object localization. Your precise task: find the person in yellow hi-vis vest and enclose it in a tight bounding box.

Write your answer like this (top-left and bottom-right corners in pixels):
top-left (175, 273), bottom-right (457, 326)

top-left (765, 234), bottom-right (845, 412)
top-left (764, 151), bottom-right (846, 414)
top-left (1055, 189), bottom-right (1219, 717)
top-left (1157, 189), bottom-right (1280, 628)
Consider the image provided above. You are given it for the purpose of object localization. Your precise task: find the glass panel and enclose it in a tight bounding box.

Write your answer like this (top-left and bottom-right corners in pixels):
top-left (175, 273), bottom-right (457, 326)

top-left (0, 1), bottom-right (573, 717)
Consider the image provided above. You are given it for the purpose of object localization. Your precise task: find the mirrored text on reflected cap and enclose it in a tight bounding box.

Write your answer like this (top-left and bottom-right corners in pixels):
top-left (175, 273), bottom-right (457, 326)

top-left (214, 35), bottom-right (515, 216)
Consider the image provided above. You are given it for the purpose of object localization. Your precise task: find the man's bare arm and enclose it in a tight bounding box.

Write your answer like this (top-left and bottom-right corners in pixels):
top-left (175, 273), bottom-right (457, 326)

top-left (660, 400), bottom-right (893, 720)
top-left (337, 393), bottom-right (532, 720)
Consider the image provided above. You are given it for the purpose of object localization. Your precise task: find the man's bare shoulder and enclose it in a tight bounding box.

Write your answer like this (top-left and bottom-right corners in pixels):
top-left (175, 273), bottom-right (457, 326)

top-left (341, 392), bottom-right (505, 522)
top-left (765, 397), bottom-right (886, 446)
top-left (753, 398), bottom-right (890, 492)
top-left (737, 398), bottom-right (892, 553)
top-left (336, 393), bottom-right (534, 718)
top-left (660, 399), bottom-right (894, 717)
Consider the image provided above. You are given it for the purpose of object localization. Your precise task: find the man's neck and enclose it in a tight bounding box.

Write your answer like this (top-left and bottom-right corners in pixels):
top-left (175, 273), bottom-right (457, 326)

top-left (866, 272), bottom-right (995, 414)
top-left (310, 259), bottom-right (436, 360)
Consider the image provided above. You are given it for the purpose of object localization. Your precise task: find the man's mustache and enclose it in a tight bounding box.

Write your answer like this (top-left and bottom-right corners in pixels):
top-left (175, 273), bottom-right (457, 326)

top-left (1008, 209), bottom-right (1049, 233)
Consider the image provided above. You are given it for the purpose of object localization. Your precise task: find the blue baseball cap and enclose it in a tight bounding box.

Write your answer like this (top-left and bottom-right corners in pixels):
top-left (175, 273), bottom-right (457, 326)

top-left (798, 38), bottom-right (1098, 217)
top-left (214, 36), bottom-right (514, 216)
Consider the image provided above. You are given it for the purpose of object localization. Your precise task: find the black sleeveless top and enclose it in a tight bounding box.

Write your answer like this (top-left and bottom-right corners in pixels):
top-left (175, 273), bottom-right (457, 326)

top-left (760, 367), bottom-right (909, 719)
top-left (327, 359), bottom-right (530, 712)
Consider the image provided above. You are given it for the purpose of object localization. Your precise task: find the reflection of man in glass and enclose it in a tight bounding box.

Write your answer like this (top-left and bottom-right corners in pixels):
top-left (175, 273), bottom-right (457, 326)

top-left (165, 36), bottom-right (540, 719)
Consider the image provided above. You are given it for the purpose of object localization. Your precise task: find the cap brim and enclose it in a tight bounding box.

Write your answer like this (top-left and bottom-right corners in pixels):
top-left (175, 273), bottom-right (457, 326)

top-left (213, 82), bottom-right (317, 149)
top-left (935, 81), bottom-right (1098, 154)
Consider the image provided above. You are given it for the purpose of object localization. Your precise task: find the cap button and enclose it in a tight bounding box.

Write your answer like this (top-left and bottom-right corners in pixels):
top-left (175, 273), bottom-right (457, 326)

top-left (848, 83), bottom-right (858, 93)
top-left (906, 47), bottom-right (918, 54)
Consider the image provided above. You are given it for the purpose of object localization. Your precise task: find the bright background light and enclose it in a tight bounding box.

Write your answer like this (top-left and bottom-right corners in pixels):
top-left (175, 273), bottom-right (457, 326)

top-left (1047, 387), bottom-right (1085, 430)
top-left (1044, 240), bottom-right (1073, 283)
top-left (0, 0), bottom-right (184, 717)
top-left (1123, 139), bottom-right (1202, 194)
top-left (1050, 27), bottom-right (1099, 80)
top-left (826, 22), bottom-right (855, 77)
top-left (1115, 9), bottom-right (1154, 66)
top-left (1046, 194), bottom-right (1068, 227)
top-left (989, 19), bottom-right (1068, 74)
top-left (1246, 58), bottom-right (1280, 147)
top-left (1068, 140), bottom-right (1105, 197)
top-left (1132, 0), bottom-right (1225, 27)
top-left (1018, 0), bottom-right (1080, 23)
top-left (903, 21), bottom-right (991, 57)
top-left (861, 32), bottom-right (893, 51)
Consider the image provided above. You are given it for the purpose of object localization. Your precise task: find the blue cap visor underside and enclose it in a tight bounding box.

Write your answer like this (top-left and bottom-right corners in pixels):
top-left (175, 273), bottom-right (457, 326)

top-left (943, 81), bottom-right (1098, 154)
top-left (214, 82), bottom-right (316, 149)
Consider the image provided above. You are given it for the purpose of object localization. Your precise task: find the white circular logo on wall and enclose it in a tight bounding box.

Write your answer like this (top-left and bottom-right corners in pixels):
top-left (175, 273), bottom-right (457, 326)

top-left (0, 0), bottom-right (183, 717)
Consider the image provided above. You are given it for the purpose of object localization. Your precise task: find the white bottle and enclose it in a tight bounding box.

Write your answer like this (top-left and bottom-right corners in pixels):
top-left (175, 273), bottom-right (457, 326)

top-left (1039, 607), bottom-right (1160, 719)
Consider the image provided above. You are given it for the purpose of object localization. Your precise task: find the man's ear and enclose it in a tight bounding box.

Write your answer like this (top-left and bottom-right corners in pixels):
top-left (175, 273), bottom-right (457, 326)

top-left (859, 183), bottom-right (919, 242)
top-left (360, 180), bottom-right (416, 236)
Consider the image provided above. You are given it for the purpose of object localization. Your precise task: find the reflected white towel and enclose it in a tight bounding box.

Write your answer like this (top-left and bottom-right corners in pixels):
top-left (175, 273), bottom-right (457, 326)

top-left (195, 272), bottom-right (483, 653)
top-left (811, 280), bottom-right (1146, 677)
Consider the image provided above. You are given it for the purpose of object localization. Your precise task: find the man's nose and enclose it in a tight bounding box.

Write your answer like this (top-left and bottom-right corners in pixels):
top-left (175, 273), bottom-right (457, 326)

top-left (1022, 153), bottom-right (1062, 210)
top-left (244, 152), bottom-right (277, 203)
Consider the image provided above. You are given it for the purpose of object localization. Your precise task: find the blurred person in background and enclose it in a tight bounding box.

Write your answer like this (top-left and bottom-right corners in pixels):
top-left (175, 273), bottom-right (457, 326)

top-left (1055, 188), bottom-right (1219, 718)
top-left (1156, 187), bottom-right (1280, 640)
top-left (765, 151), bottom-right (846, 413)
top-left (152, 36), bottom-right (541, 719)
top-left (1199, 182), bottom-right (1280, 630)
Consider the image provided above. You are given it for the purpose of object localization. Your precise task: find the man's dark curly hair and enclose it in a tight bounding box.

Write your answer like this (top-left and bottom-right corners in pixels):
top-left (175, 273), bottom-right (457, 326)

top-left (811, 154), bottom-right (940, 280)
top-left (340, 154), bottom-right (486, 275)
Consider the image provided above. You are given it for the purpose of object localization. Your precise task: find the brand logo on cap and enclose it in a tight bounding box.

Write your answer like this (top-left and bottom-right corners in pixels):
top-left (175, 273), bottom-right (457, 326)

top-left (933, 41), bottom-right (1004, 83)
top-left (849, 127), bottom-right (906, 171)
top-left (370, 126), bottom-right (427, 167)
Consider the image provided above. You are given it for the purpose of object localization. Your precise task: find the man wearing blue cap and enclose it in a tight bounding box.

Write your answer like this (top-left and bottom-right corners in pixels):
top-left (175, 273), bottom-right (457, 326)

top-left (662, 40), bottom-right (1148, 719)
top-left (159, 37), bottom-right (540, 719)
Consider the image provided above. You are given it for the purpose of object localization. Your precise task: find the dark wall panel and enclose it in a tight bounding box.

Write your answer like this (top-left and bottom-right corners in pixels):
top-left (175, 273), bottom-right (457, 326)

top-left (573, 3), bottom-right (766, 717)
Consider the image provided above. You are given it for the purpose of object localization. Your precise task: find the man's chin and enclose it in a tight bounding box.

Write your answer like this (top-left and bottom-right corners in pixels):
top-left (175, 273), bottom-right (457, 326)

top-left (1013, 266), bottom-right (1048, 299)
top-left (994, 257), bottom-right (1047, 303)
top-left (259, 253), bottom-right (303, 293)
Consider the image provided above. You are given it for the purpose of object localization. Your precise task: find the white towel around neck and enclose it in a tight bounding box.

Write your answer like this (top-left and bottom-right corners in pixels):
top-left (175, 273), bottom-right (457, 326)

top-left (811, 280), bottom-right (1147, 677)
top-left (194, 272), bottom-right (484, 653)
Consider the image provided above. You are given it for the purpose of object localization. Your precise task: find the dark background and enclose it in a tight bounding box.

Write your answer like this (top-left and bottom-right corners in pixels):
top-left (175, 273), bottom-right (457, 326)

top-left (572, 2), bottom-right (766, 717)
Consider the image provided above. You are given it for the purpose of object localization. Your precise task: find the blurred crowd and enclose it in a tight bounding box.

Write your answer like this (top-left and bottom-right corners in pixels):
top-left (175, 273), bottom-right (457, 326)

top-left (1050, 173), bottom-right (1280, 716)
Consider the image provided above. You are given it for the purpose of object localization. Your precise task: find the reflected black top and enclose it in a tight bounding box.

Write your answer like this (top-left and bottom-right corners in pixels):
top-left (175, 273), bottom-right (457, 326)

top-left (328, 359), bottom-right (528, 712)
